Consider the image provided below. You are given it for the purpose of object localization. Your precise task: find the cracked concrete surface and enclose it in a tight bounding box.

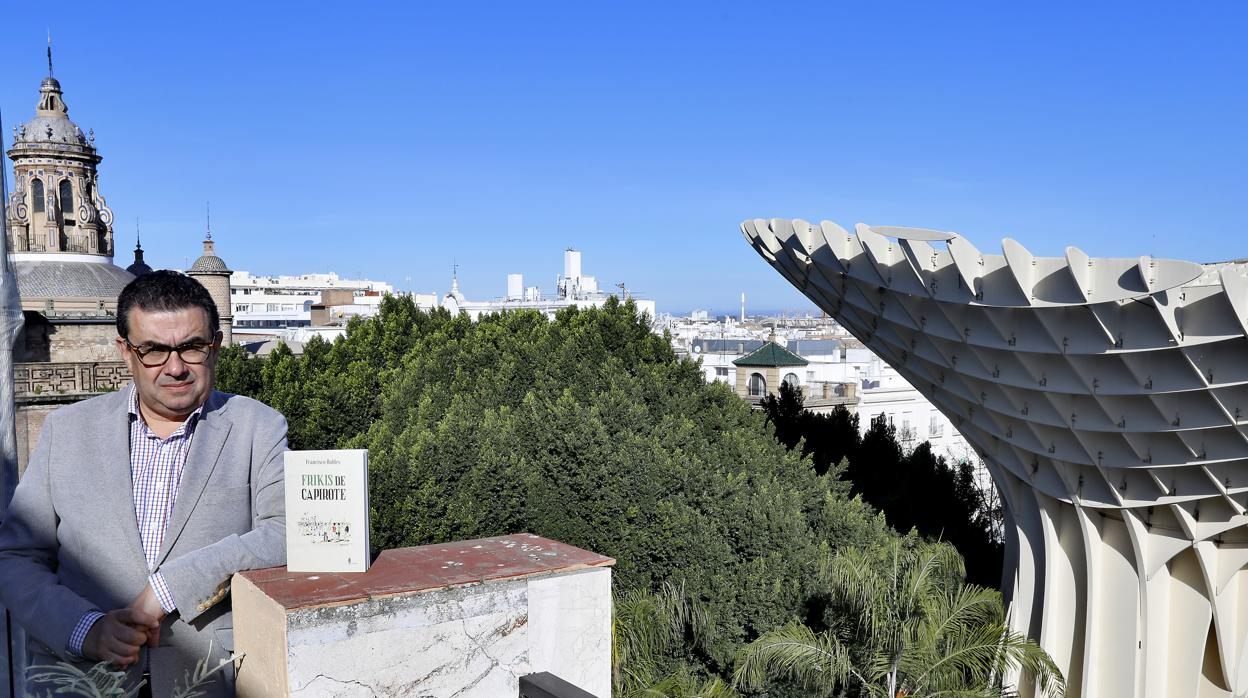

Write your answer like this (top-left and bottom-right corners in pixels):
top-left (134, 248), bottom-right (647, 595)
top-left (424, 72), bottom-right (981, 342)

top-left (286, 580), bottom-right (531, 696)
top-left (244, 566), bottom-right (611, 697)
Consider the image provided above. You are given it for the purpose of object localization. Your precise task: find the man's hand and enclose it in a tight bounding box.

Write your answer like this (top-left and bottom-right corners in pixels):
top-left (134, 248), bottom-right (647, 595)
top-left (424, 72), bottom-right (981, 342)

top-left (81, 609), bottom-right (156, 667)
top-left (128, 584), bottom-right (167, 648)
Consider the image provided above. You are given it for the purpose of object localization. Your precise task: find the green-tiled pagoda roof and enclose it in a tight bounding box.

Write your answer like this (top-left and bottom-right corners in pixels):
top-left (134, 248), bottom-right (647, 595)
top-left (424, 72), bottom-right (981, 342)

top-left (732, 340), bottom-right (808, 367)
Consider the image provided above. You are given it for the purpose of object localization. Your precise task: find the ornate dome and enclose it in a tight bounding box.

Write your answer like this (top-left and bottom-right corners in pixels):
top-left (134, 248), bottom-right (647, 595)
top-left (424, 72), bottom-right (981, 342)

top-left (12, 257), bottom-right (134, 300)
top-left (12, 78), bottom-right (91, 149)
top-left (188, 254), bottom-right (229, 273)
top-left (188, 236), bottom-right (231, 274)
top-left (17, 115), bottom-right (87, 146)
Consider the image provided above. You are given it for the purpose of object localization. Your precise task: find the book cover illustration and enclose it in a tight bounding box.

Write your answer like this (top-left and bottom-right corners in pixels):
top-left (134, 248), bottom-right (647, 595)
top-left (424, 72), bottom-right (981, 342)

top-left (284, 449), bottom-right (371, 573)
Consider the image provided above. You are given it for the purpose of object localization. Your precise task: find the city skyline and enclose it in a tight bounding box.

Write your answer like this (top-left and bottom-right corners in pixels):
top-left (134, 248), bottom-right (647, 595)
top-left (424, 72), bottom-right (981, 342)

top-left (2, 2), bottom-right (1245, 310)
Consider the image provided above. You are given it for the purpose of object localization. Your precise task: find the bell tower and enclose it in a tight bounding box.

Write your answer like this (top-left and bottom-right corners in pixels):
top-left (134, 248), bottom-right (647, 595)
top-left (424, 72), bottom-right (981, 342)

top-left (187, 211), bottom-right (234, 345)
top-left (3, 50), bottom-right (138, 474)
top-left (4, 65), bottom-right (114, 256)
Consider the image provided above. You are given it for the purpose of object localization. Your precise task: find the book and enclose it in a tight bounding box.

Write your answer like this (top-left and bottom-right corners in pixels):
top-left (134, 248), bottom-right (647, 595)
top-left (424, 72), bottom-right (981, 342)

top-left (284, 449), bottom-right (371, 573)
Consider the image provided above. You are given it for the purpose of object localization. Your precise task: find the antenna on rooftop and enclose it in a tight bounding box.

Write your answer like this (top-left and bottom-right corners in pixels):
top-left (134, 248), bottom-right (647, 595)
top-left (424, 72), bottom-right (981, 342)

top-left (205, 201), bottom-right (212, 239)
top-left (135, 218), bottom-right (141, 248)
top-left (46, 30), bottom-right (53, 77)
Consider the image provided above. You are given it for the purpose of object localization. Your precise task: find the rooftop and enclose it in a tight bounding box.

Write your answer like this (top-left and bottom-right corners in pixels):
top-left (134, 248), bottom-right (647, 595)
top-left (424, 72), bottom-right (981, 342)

top-left (11, 256), bottom-right (133, 302)
top-left (732, 340), bottom-right (809, 367)
top-left (188, 237), bottom-right (230, 274)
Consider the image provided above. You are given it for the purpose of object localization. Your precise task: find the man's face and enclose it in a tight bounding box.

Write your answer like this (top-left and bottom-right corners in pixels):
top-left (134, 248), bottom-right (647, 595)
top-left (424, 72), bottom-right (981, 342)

top-left (117, 306), bottom-right (219, 422)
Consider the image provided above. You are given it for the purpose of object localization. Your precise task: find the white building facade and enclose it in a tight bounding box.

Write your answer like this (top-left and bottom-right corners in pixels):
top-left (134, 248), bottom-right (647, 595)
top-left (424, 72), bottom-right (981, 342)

top-left (685, 331), bottom-right (971, 462)
top-left (229, 271), bottom-right (398, 341)
top-left (441, 248), bottom-right (656, 322)
top-left (233, 249), bottom-right (652, 349)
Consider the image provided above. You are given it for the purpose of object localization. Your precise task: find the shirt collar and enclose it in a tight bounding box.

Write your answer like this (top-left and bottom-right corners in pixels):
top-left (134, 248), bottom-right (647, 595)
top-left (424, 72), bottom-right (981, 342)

top-left (127, 383), bottom-right (206, 437)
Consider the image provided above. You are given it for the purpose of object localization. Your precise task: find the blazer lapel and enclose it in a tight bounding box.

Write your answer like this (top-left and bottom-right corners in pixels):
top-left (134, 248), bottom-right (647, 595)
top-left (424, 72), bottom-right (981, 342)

top-left (157, 393), bottom-right (232, 565)
top-left (104, 393), bottom-right (149, 569)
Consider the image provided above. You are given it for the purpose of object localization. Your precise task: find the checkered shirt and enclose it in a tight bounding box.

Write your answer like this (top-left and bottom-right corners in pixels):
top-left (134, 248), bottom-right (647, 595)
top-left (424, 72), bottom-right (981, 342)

top-left (67, 385), bottom-right (204, 656)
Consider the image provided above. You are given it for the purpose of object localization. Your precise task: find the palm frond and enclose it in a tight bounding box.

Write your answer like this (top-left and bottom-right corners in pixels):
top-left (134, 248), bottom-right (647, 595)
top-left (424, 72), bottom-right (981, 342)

top-left (733, 621), bottom-right (849, 695)
top-left (920, 584), bottom-right (1005, 649)
top-left (24, 661), bottom-right (141, 698)
top-left (638, 670), bottom-right (741, 698)
top-left (614, 582), bottom-right (719, 697)
top-left (736, 540), bottom-right (1065, 698)
top-left (907, 624), bottom-right (1064, 697)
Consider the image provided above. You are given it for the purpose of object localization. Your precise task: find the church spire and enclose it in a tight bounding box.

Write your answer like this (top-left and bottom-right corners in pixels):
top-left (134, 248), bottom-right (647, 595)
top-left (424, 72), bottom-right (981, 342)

top-left (126, 218), bottom-right (152, 277)
top-left (36, 33), bottom-right (68, 116)
top-left (202, 202), bottom-right (216, 256)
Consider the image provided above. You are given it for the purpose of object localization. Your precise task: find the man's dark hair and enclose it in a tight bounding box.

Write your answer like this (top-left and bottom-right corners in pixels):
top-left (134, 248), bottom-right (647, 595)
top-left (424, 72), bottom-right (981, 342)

top-left (116, 270), bottom-right (220, 339)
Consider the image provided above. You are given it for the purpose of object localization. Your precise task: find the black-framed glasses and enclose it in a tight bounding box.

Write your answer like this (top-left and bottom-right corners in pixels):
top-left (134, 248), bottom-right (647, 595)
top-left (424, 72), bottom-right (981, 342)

top-left (124, 334), bottom-right (220, 368)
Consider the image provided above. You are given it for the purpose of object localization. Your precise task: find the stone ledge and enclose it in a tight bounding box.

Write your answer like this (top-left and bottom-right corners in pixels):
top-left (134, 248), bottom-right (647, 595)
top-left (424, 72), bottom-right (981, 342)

top-left (14, 361), bottom-right (130, 400)
top-left (234, 534), bottom-right (614, 697)
top-left (238, 533), bottom-right (615, 611)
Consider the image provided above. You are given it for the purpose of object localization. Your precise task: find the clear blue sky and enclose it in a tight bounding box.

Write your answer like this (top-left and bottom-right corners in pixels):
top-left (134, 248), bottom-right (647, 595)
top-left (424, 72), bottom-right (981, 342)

top-left (3, 2), bottom-right (1245, 313)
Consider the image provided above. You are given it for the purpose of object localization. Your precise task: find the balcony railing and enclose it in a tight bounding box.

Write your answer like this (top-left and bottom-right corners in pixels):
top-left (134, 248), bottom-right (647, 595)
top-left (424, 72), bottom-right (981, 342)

top-left (806, 380), bottom-right (856, 400)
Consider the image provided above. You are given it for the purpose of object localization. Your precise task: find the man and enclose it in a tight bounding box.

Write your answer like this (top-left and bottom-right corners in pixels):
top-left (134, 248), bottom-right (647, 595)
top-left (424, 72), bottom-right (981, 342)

top-left (0, 270), bottom-right (287, 696)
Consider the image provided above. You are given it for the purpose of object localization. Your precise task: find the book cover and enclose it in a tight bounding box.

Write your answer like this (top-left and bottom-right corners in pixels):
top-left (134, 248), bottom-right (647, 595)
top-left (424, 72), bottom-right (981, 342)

top-left (284, 449), bottom-right (371, 573)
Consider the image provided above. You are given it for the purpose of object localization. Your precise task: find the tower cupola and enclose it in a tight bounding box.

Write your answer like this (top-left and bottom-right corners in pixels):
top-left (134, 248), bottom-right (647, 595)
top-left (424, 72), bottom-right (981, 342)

top-left (4, 57), bottom-right (132, 317)
top-left (5, 70), bottom-right (114, 257)
top-left (187, 213), bottom-right (234, 345)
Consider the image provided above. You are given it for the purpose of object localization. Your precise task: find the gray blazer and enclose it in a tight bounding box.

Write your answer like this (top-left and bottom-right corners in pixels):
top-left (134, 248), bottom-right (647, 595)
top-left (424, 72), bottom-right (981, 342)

top-left (0, 388), bottom-right (287, 697)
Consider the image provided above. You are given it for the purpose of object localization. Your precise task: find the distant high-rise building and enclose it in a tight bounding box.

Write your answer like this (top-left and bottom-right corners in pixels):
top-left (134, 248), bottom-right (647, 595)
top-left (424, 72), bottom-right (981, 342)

top-left (563, 248), bottom-right (581, 280)
top-left (446, 249), bottom-right (655, 321)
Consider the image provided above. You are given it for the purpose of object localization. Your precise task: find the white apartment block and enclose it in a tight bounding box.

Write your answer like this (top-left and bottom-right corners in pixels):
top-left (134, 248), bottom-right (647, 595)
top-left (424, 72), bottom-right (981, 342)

top-left (680, 321), bottom-right (973, 464)
top-left (229, 271), bottom-right (398, 343)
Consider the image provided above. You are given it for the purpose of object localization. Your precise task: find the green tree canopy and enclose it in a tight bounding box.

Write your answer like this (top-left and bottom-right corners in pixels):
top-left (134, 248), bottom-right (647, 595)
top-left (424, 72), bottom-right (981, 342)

top-left (761, 383), bottom-right (1003, 589)
top-left (216, 296), bottom-right (897, 676)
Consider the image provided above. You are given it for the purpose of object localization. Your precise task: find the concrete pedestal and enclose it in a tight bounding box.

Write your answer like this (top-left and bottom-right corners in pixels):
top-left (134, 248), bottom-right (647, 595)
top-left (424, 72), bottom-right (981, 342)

top-left (233, 534), bottom-right (613, 697)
